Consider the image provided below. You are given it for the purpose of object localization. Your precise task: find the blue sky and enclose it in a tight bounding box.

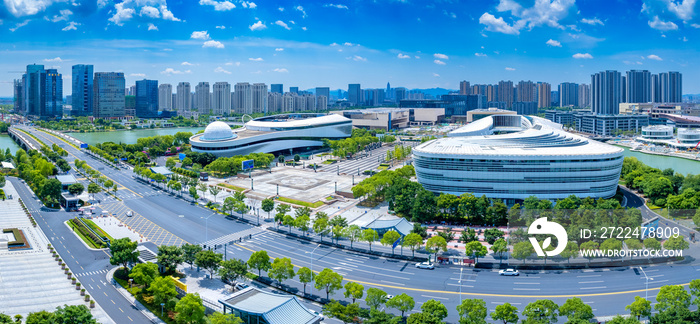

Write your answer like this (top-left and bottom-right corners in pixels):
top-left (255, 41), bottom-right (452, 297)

top-left (1, 0), bottom-right (700, 97)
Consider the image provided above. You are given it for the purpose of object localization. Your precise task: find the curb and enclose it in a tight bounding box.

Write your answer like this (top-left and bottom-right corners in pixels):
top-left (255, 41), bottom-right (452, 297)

top-left (106, 267), bottom-right (166, 324)
top-left (63, 221), bottom-right (108, 252)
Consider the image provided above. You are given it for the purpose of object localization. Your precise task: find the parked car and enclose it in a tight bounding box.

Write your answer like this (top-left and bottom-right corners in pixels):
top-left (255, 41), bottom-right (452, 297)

top-left (415, 262), bottom-right (435, 270)
top-left (385, 294), bottom-right (395, 301)
top-left (499, 269), bottom-right (520, 276)
top-left (234, 282), bottom-right (249, 290)
top-left (126, 211), bottom-right (133, 217)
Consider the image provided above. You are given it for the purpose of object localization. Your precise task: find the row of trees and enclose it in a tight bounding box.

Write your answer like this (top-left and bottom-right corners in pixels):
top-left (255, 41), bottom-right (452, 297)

top-left (622, 156), bottom-right (688, 207)
top-left (324, 128), bottom-right (382, 159)
top-left (0, 305), bottom-right (99, 324)
top-left (204, 152), bottom-right (275, 176)
top-left (385, 144), bottom-right (412, 161)
top-left (74, 159), bottom-right (117, 196)
top-left (15, 149), bottom-right (64, 207)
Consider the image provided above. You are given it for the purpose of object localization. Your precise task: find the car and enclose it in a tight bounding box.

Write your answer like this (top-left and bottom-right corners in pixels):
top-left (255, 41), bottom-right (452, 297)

top-left (385, 294), bottom-right (395, 301)
top-left (311, 310), bottom-right (324, 320)
top-left (415, 262), bottom-right (435, 270)
top-left (234, 282), bottom-right (249, 290)
top-left (499, 269), bottom-right (520, 276)
top-left (126, 211), bottom-right (133, 217)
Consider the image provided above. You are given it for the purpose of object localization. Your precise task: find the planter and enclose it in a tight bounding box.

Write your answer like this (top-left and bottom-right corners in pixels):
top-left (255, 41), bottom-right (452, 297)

top-left (85, 295), bottom-right (90, 302)
top-left (76, 283), bottom-right (81, 290)
top-left (67, 273), bottom-right (72, 279)
top-left (58, 259), bottom-right (62, 264)
top-left (71, 278), bottom-right (76, 284)
top-left (64, 268), bottom-right (69, 274)
top-left (81, 289), bottom-right (85, 296)
top-left (90, 301), bottom-right (95, 308)
top-left (61, 264), bottom-right (66, 270)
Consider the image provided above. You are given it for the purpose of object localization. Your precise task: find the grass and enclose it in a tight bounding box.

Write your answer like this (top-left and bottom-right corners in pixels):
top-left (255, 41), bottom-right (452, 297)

top-left (217, 183), bottom-right (246, 192)
top-left (83, 218), bottom-right (114, 241)
top-left (325, 196), bottom-right (334, 201)
top-left (276, 196), bottom-right (324, 208)
top-left (68, 221), bottom-right (104, 249)
top-left (322, 159), bottom-right (337, 165)
top-left (37, 128), bottom-right (80, 149)
top-left (645, 201), bottom-right (670, 217)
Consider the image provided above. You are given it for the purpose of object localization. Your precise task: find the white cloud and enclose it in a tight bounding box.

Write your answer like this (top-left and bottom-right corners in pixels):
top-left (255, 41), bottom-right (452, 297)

top-left (581, 17), bottom-right (604, 25)
top-left (546, 39), bottom-right (561, 47)
top-left (275, 20), bottom-right (290, 30)
top-left (647, 54), bottom-right (663, 61)
top-left (191, 31), bottom-right (210, 40)
top-left (433, 73), bottom-right (440, 77)
top-left (225, 62), bottom-right (241, 66)
top-left (43, 57), bottom-right (62, 62)
top-left (505, 67), bottom-right (516, 71)
top-left (480, 0), bottom-right (576, 35)
top-left (275, 48), bottom-right (284, 51)
top-left (50, 9), bottom-right (72, 22)
top-left (475, 53), bottom-right (487, 57)
top-left (273, 68), bottom-right (289, 73)
top-left (433, 53), bottom-right (449, 60)
top-left (415, 55), bottom-right (420, 59)
top-left (648, 16), bottom-right (678, 31)
top-left (249, 57), bottom-right (264, 61)
top-left (241, 1), bottom-right (256, 9)
top-left (249, 20), bottom-right (266, 31)
top-left (443, 10), bottom-right (456, 19)
top-left (278, 7), bottom-right (284, 11)
top-left (62, 21), bottom-right (79, 31)
top-left (214, 67), bottom-right (231, 74)
top-left (572, 53), bottom-right (593, 59)
top-left (5, 0), bottom-right (56, 17)
top-left (397, 53), bottom-right (410, 59)
top-left (203, 40), bottom-right (224, 48)
top-left (147, 23), bottom-right (158, 31)
top-left (324, 4), bottom-right (348, 9)
top-left (109, 3), bottom-right (135, 26)
top-left (433, 59), bottom-right (446, 65)
top-left (692, 23), bottom-right (700, 28)
top-left (216, 25), bottom-right (226, 29)
top-left (343, 42), bottom-right (358, 46)
top-left (140, 6), bottom-right (160, 18)
top-left (330, 42), bottom-right (339, 46)
top-left (296, 5), bottom-right (307, 18)
top-left (160, 5), bottom-right (180, 21)
top-left (302, 26), bottom-right (307, 30)
top-left (199, 0), bottom-right (235, 11)
top-left (130, 73), bottom-right (146, 78)
top-left (352, 55), bottom-right (367, 62)
top-left (479, 13), bottom-right (519, 35)
top-left (161, 68), bottom-right (184, 75)
top-left (181, 62), bottom-right (193, 66)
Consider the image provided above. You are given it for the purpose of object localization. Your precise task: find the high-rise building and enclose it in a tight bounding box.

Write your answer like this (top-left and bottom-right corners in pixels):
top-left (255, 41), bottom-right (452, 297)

top-left (621, 76), bottom-right (626, 103)
top-left (20, 64), bottom-right (62, 118)
top-left (317, 95), bottom-right (328, 111)
top-left (625, 70), bottom-right (651, 103)
top-left (176, 82), bottom-right (191, 112)
top-left (559, 82), bottom-right (579, 107)
top-left (315, 87), bottom-right (330, 108)
top-left (158, 84), bottom-right (172, 111)
top-left (252, 83), bottom-right (268, 114)
top-left (348, 84), bottom-right (361, 106)
top-left (71, 64), bottom-right (93, 116)
top-left (282, 92), bottom-right (295, 112)
top-left (125, 95), bottom-right (136, 116)
top-left (195, 82), bottom-right (210, 114)
top-left (591, 70), bottom-right (622, 115)
top-left (485, 85), bottom-right (497, 102)
top-left (289, 86), bottom-right (299, 94)
top-left (516, 81), bottom-right (536, 103)
top-left (13, 79), bottom-right (23, 113)
top-left (271, 84), bottom-right (283, 94)
top-left (42, 68), bottom-right (63, 118)
top-left (659, 71), bottom-right (682, 103)
top-left (234, 82), bottom-right (252, 114)
top-left (459, 81), bottom-right (471, 95)
top-left (651, 74), bottom-right (661, 103)
top-left (135, 79), bottom-right (158, 118)
top-left (497, 81), bottom-right (514, 109)
top-left (578, 84), bottom-right (591, 108)
top-left (212, 82), bottom-right (231, 116)
top-left (395, 87), bottom-right (407, 102)
top-left (93, 72), bottom-right (125, 118)
top-left (537, 82), bottom-right (551, 109)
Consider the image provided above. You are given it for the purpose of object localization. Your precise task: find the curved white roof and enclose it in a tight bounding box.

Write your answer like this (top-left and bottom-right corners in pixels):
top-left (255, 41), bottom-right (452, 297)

top-left (201, 121), bottom-right (236, 141)
top-left (245, 114), bottom-right (350, 131)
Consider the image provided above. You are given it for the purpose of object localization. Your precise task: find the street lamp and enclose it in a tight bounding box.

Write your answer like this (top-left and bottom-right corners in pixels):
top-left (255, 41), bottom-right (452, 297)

top-left (309, 243), bottom-right (321, 295)
top-left (639, 267), bottom-right (654, 300)
top-left (204, 212), bottom-right (217, 244)
top-left (459, 267), bottom-right (464, 303)
top-left (160, 303), bottom-right (165, 317)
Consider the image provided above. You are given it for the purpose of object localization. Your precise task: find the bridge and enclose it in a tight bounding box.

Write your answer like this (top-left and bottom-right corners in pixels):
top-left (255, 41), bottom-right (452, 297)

top-left (8, 127), bottom-right (43, 151)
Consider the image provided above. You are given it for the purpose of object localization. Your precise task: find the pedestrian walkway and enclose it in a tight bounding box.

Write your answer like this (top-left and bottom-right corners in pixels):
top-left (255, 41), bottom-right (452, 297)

top-left (201, 226), bottom-right (266, 248)
top-left (74, 269), bottom-right (109, 278)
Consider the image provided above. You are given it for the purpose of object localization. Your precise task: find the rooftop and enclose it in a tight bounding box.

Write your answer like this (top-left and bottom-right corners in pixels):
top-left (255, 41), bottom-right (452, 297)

top-left (220, 287), bottom-right (319, 324)
top-left (56, 174), bottom-right (77, 184)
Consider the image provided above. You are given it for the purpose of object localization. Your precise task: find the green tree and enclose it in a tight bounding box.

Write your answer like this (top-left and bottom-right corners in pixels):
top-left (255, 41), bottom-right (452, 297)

top-left (25, 310), bottom-right (55, 324)
top-left (322, 300), bottom-right (360, 324)
top-left (655, 285), bottom-right (691, 312)
top-left (295, 214), bottom-right (311, 235)
top-left (87, 182), bottom-right (101, 196)
top-left (361, 228), bottom-right (379, 251)
top-left (522, 299), bottom-right (559, 324)
top-left (491, 238), bottom-right (508, 263)
top-left (0, 314), bottom-right (10, 324)
top-left (149, 276), bottom-right (178, 308)
top-left (283, 215), bottom-right (295, 233)
top-left (261, 198), bottom-right (275, 220)
top-left (559, 241), bottom-right (580, 264)
top-left (411, 224), bottom-right (428, 238)
top-left (690, 279), bottom-right (700, 306)
top-left (386, 293), bottom-right (415, 318)
top-left (380, 230), bottom-right (402, 254)
top-left (268, 257), bottom-right (295, 286)
top-left (208, 186), bottom-right (222, 203)
top-left (343, 282), bottom-right (364, 303)
top-left (580, 241), bottom-right (599, 263)
top-left (608, 316), bottom-right (641, 324)
top-left (297, 267), bottom-right (313, 295)
top-left (195, 250), bottom-right (223, 279)
top-left (313, 215), bottom-right (329, 242)
top-left (465, 241), bottom-right (488, 263)
top-left (402, 233), bottom-right (423, 257)
top-left (157, 245), bottom-right (184, 274)
top-left (67, 183), bottom-right (85, 195)
top-left (247, 250), bottom-right (271, 277)
top-left (490, 302), bottom-right (519, 324)
top-left (421, 299), bottom-right (448, 323)
top-left (129, 262), bottom-right (159, 288)
top-left (218, 259), bottom-right (248, 290)
top-left (425, 236), bottom-right (447, 263)
top-left (559, 297), bottom-right (594, 323)
top-left (693, 209), bottom-right (700, 228)
top-left (314, 268), bottom-right (343, 300)
top-left (457, 298), bottom-right (487, 324)
top-left (626, 296), bottom-right (652, 320)
top-left (483, 228), bottom-right (505, 244)
top-left (643, 238), bottom-right (661, 251)
top-left (182, 243), bottom-right (202, 269)
top-left (109, 237), bottom-right (139, 272)
top-left (365, 288), bottom-right (388, 310)
top-left (175, 293), bottom-right (206, 324)
top-left (663, 235), bottom-right (689, 251)
top-left (274, 204), bottom-right (291, 230)
top-left (346, 225), bottom-right (362, 248)
top-left (52, 305), bottom-right (97, 324)
top-left (208, 312), bottom-right (243, 324)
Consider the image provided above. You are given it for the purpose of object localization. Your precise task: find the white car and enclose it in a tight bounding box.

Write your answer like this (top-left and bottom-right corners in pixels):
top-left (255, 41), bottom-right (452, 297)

top-left (385, 294), bottom-right (395, 301)
top-left (126, 211), bottom-right (133, 217)
top-left (415, 262), bottom-right (435, 270)
top-left (499, 269), bottom-right (520, 276)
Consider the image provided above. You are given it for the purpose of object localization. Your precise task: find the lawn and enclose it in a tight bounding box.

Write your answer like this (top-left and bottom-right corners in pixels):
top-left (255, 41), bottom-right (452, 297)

top-left (217, 183), bottom-right (246, 192)
top-left (646, 201), bottom-right (670, 218)
top-left (67, 221), bottom-right (104, 249)
top-left (83, 218), bottom-right (114, 241)
top-left (321, 159), bottom-right (337, 165)
top-left (276, 196), bottom-right (324, 208)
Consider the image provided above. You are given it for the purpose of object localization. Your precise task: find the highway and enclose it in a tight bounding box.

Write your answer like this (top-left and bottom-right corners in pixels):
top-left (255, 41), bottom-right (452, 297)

top-left (19, 126), bottom-right (700, 322)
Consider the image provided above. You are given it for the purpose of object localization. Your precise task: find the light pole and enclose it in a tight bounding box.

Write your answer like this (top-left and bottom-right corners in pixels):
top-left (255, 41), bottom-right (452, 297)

top-left (309, 243), bottom-right (321, 295)
top-left (459, 267), bottom-right (464, 303)
top-left (639, 267), bottom-right (654, 300)
top-left (204, 212), bottom-right (217, 244)
top-left (160, 303), bottom-right (164, 317)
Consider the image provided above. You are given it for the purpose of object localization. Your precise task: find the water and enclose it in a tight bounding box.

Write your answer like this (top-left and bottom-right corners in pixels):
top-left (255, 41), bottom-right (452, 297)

top-left (0, 134), bottom-right (20, 155)
top-left (618, 146), bottom-right (700, 176)
top-left (69, 127), bottom-right (204, 145)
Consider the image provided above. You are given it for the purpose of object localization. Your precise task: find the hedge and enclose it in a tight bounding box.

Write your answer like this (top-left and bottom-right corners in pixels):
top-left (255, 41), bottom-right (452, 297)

top-left (172, 167), bottom-right (198, 178)
top-left (3, 228), bottom-right (27, 247)
top-left (70, 218), bottom-right (106, 248)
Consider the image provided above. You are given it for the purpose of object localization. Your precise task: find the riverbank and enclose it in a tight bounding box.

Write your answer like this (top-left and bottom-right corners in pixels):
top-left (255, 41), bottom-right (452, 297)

top-left (67, 127), bottom-right (204, 145)
top-left (610, 141), bottom-right (700, 175)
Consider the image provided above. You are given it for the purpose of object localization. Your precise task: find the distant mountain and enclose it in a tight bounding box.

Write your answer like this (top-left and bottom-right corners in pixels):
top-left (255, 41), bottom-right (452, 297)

top-left (409, 88), bottom-right (456, 97)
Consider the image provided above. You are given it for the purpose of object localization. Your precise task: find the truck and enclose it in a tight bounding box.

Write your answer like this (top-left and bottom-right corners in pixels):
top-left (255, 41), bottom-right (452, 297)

top-left (199, 172), bottom-right (209, 181)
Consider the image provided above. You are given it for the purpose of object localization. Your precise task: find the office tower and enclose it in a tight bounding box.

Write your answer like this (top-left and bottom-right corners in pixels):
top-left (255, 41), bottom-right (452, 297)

top-left (42, 69), bottom-right (63, 118)
top-left (537, 82), bottom-right (551, 108)
top-left (212, 82), bottom-right (231, 115)
top-left (659, 72), bottom-right (682, 103)
top-left (651, 74), bottom-right (661, 103)
top-left (271, 84), bottom-right (283, 94)
top-left (234, 82), bottom-right (252, 114)
top-left (459, 81), bottom-right (471, 95)
top-left (578, 84), bottom-right (591, 108)
top-left (135, 79), bottom-right (158, 118)
top-left (625, 70), bottom-right (651, 103)
top-left (252, 83), bottom-right (268, 114)
top-left (367, 89), bottom-right (385, 106)
top-left (125, 95), bottom-right (136, 116)
top-left (621, 76), bottom-right (626, 103)
top-left (591, 70), bottom-right (622, 115)
top-left (317, 95), bottom-right (328, 111)
top-left (386, 82), bottom-right (391, 98)
top-left (22, 64), bottom-right (44, 116)
top-left (395, 87), bottom-right (407, 102)
top-left (289, 87), bottom-right (299, 94)
top-left (176, 82), bottom-right (191, 112)
top-left (71, 64), bottom-right (93, 116)
top-left (559, 82), bottom-right (579, 107)
top-left (195, 82), bottom-right (210, 114)
top-left (497, 81), bottom-right (514, 109)
top-left (315, 87), bottom-right (330, 105)
top-left (348, 84), bottom-right (361, 106)
top-left (13, 79), bottom-right (23, 113)
top-left (268, 92), bottom-right (282, 113)
top-left (551, 91), bottom-right (560, 106)
top-left (93, 72), bottom-right (125, 118)
top-left (158, 84), bottom-right (172, 110)
top-left (516, 81), bottom-right (536, 103)
top-left (20, 65), bottom-right (63, 118)
top-left (171, 94), bottom-right (176, 110)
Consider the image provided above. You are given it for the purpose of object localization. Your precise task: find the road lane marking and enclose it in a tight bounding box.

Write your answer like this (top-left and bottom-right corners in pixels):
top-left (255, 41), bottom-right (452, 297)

top-left (577, 274), bottom-right (601, 278)
top-left (580, 286), bottom-right (607, 290)
top-left (579, 281), bottom-right (604, 284)
top-left (421, 295), bottom-right (449, 300)
top-left (513, 288), bottom-right (541, 291)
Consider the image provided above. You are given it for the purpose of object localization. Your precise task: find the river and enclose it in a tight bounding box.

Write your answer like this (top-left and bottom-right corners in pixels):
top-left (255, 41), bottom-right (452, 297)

top-left (617, 146), bottom-right (700, 176)
top-left (0, 134), bottom-right (20, 155)
top-left (69, 127), bottom-right (203, 145)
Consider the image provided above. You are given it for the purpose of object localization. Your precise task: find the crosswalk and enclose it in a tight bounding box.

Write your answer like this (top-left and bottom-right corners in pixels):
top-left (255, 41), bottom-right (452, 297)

top-left (201, 227), bottom-right (265, 248)
top-left (74, 269), bottom-right (109, 277)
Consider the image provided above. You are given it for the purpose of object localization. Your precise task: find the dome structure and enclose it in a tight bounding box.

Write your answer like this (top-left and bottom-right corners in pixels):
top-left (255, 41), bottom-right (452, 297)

top-left (201, 121), bottom-right (236, 141)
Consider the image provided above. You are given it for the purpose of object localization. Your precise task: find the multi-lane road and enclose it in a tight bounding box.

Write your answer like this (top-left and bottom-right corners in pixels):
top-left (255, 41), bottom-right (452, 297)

top-left (17, 125), bottom-right (700, 322)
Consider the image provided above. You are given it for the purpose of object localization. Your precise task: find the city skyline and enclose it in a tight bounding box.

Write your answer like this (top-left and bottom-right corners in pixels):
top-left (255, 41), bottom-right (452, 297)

top-left (2, 0), bottom-right (700, 96)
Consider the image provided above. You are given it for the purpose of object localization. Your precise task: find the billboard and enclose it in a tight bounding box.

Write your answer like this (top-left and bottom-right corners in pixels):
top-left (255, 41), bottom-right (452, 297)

top-left (179, 153), bottom-right (186, 161)
top-left (242, 159), bottom-right (254, 171)
top-left (79, 143), bottom-right (88, 149)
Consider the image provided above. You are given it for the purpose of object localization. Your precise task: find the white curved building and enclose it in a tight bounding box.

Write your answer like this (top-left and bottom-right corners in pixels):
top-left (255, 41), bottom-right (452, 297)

top-left (413, 115), bottom-right (623, 201)
top-left (190, 114), bottom-right (352, 157)
top-left (641, 125), bottom-right (673, 140)
top-left (677, 128), bottom-right (700, 145)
